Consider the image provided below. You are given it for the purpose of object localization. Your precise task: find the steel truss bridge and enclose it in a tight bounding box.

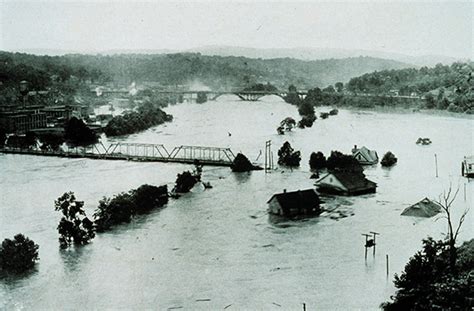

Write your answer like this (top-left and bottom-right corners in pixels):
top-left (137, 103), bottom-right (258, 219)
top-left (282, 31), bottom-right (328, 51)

top-left (0, 143), bottom-right (237, 167)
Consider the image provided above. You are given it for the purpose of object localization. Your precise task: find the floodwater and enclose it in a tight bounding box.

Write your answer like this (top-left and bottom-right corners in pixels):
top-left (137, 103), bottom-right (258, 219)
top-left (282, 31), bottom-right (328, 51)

top-left (1, 96), bottom-right (473, 310)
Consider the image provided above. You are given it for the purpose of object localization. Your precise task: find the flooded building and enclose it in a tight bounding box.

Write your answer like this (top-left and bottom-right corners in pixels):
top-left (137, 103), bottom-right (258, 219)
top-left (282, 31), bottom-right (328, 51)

top-left (401, 198), bottom-right (442, 218)
top-left (462, 156), bottom-right (474, 177)
top-left (315, 171), bottom-right (376, 195)
top-left (0, 106), bottom-right (47, 133)
top-left (352, 145), bottom-right (379, 165)
top-left (267, 189), bottom-right (321, 217)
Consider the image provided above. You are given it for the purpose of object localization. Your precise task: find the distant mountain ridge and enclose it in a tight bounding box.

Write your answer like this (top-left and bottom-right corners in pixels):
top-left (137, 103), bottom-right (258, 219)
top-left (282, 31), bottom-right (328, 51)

top-left (0, 50), bottom-right (413, 89)
top-left (188, 46), bottom-right (465, 67)
top-left (16, 46), bottom-right (465, 67)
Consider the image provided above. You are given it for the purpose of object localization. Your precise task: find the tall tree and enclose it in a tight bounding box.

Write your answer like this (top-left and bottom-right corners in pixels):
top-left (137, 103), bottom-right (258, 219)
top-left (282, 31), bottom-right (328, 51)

top-left (55, 192), bottom-right (95, 248)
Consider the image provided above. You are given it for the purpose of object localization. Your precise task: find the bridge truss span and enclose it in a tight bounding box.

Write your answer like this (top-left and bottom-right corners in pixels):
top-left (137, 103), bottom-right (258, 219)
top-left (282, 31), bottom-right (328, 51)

top-left (168, 145), bottom-right (236, 165)
top-left (106, 142), bottom-right (170, 159)
top-left (0, 142), bottom-right (237, 166)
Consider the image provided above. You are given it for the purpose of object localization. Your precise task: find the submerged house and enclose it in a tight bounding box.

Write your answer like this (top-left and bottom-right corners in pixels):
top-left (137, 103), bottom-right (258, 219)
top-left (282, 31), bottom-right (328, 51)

top-left (462, 156), bottom-right (474, 177)
top-left (315, 171), bottom-right (376, 196)
top-left (401, 198), bottom-right (442, 218)
top-left (352, 145), bottom-right (379, 165)
top-left (267, 189), bottom-right (321, 217)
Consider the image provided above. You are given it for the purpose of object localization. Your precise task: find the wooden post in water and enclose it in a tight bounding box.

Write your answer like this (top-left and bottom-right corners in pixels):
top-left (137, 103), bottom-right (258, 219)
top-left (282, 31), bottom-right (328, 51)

top-left (386, 254), bottom-right (389, 277)
top-left (303, 303), bottom-right (306, 311)
top-left (434, 154), bottom-right (438, 178)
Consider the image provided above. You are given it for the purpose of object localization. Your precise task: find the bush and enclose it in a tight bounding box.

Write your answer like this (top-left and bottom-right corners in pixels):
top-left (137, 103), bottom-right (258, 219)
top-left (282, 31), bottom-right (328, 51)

top-left (309, 151), bottom-right (326, 171)
top-left (277, 141), bottom-right (301, 167)
top-left (0, 234), bottom-right (39, 273)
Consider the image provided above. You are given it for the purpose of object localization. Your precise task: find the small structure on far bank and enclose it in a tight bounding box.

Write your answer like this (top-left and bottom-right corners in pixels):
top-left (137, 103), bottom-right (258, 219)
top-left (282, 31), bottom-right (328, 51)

top-left (352, 145), bottom-right (379, 165)
top-left (401, 198), bottom-right (442, 218)
top-left (315, 171), bottom-right (376, 196)
top-left (267, 189), bottom-right (321, 218)
top-left (381, 151), bottom-right (398, 167)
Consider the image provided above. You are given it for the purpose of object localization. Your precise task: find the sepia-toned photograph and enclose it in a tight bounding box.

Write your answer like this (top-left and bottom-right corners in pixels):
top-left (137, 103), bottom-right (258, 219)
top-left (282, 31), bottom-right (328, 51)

top-left (0, 0), bottom-right (473, 309)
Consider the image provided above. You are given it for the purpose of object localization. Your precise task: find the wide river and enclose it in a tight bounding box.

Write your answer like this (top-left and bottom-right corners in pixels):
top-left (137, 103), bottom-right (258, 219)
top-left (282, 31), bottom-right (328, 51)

top-left (1, 96), bottom-right (473, 310)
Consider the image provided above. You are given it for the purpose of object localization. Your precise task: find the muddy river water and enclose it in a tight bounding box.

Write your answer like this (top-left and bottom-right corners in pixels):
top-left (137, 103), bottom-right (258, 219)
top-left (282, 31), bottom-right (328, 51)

top-left (1, 96), bottom-right (473, 310)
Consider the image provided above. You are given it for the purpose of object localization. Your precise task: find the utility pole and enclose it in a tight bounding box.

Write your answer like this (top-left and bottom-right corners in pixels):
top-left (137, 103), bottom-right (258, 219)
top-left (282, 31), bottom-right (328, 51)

top-left (265, 140), bottom-right (273, 173)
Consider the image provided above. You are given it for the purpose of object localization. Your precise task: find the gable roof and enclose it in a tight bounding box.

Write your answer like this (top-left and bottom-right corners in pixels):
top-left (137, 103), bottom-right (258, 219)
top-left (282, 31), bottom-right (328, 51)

top-left (267, 189), bottom-right (320, 209)
top-left (319, 171), bottom-right (377, 192)
top-left (401, 198), bottom-right (442, 217)
top-left (353, 146), bottom-right (378, 162)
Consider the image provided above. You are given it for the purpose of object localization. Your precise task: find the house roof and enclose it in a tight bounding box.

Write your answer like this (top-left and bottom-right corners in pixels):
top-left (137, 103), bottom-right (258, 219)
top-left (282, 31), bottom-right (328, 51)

top-left (401, 198), bottom-right (442, 218)
top-left (353, 146), bottom-right (378, 162)
top-left (267, 189), bottom-right (320, 209)
top-left (318, 171), bottom-right (376, 192)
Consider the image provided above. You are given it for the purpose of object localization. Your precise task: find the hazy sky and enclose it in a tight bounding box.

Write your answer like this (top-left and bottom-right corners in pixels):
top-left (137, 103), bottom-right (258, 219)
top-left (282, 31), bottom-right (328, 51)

top-left (1, 0), bottom-right (472, 58)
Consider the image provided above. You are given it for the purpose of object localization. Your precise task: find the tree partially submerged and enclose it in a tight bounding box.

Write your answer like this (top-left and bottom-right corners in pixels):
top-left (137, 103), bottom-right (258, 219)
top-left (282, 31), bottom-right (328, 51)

top-left (381, 151), bottom-right (398, 167)
top-left (326, 151), bottom-right (363, 173)
top-left (277, 141), bottom-right (301, 167)
top-left (436, 185), bottom-right (470, 271)
top-left (0, 234), bottom-right (39, 273)
top-left (173, 171), bottom-right (200, 193)
top-left (309, 151), bottom-right (327, 171)
top-left (277, 117), bottom-right (296, 134)
top-left (231, 153), bottom-right (262, 172)
top-left (55, 192), bottom-right (95, 248)
top-left (94, 184), bottom-right (168, 232)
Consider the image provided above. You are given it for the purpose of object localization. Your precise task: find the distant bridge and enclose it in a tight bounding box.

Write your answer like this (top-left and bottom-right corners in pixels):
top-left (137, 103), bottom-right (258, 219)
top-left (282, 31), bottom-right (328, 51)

top-left (0, 143), bottom-right (236, 167)
top-left (92, 89), bottom-right (308, 102)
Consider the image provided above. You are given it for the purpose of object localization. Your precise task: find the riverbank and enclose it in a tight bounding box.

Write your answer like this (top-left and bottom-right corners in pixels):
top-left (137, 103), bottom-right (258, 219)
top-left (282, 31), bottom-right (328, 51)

top-left (341, 105), bottom-right (474, 120)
